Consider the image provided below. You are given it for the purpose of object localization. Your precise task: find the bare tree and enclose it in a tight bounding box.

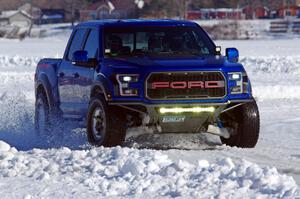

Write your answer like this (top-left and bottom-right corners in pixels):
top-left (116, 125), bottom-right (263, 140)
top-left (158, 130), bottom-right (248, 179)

top-left (175, 0), bottom-right (191, 19)
top-left (63, 0), bottom-right (87, 26)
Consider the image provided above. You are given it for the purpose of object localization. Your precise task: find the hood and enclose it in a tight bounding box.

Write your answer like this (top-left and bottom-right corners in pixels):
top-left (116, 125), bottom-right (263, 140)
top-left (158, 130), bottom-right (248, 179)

top-left (104, 56), bottom-right (242, 70)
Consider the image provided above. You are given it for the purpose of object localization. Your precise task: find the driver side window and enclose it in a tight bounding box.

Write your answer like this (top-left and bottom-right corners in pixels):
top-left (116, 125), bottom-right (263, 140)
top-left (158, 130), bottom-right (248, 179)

top-left (83, 29), bottom-right (99, 59)
top-left (67, 29), bottom-right (86, 61)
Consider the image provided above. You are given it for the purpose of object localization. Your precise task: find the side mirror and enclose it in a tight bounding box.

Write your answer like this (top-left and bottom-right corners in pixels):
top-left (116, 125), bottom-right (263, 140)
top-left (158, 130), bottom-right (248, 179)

top-left (72, 50), bottom-right (98, 68)
top-left (72, 50), bottom-right (88, 63)
top-left (226, 48), bottom-right (239, 63)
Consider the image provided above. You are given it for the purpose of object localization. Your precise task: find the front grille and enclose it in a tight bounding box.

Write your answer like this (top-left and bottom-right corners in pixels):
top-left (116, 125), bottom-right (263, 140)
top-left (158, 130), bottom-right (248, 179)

top-left (146, 71), bottom-right (226, 99)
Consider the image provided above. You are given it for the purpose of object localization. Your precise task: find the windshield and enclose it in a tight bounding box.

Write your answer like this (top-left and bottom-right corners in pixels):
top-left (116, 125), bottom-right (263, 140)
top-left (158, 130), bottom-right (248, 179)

top-left (103, 26), bottom-right (215, 58)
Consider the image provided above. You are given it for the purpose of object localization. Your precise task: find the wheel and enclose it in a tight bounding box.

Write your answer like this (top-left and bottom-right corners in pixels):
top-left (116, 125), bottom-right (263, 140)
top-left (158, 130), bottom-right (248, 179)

top-left (35, 92), bottom-right (52, 140)
top-left (220, 100), bottom-right (260, 148)
top-left (86, 96), bottom-right (126, 147)
top-left (35, 91), bottom-right (63, 145)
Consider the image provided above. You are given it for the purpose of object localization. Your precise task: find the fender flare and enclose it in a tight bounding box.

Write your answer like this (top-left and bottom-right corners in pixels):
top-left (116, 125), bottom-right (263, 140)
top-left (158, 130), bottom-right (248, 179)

top-left (36, 73), bottom-right (55, 109)
top-left (91, 74), bottom-right (112, 101)
top-left (90, 82), bottom-right (111, 101)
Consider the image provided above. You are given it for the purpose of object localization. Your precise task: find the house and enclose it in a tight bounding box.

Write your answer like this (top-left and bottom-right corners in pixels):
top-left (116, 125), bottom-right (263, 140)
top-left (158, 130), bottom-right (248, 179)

top-left (0, 10), bottom-right (32, 27)
top-left (41, 9), bottom-right (65, 24)
top-left (187, 8), bottom-right (242, 20)
top-left (0, 10), bottom-right (33, 38)
top-left (216, 8), bottom-right (242, 19)
top-left (297, 0), bottom-right (300, 17)
top-left (188, 5), bottom-right (273, 20)
top-left (9, 11), bottom-right (32, 27)
top-left (277, 0), bottom-right (300, 18)
top-left (255, 6), bottom-right (270, 19)
top-left (0, 17), bottom-right (9, 26)
top-left (242, 5), bottom-right (270, 19)
top-left (186, 11), bottom-right (202, 20)
top-left (241, 5), bottom-right (253, 19)
top-left (80, 0), bottom-right (138, 21)
top-left (0, 3), bottom-right (42, 25)
top-left (278, 6), bottom-right (299, 18)
top-left (18, 3), bottom-right (41, 24)
top-left (80, 1), bottom-right (114, 21)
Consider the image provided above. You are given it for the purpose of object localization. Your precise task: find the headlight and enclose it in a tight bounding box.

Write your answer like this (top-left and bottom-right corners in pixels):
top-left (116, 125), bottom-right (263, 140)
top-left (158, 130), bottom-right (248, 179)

top-left (229, 73), bottom-right (241, 80)
top-left (228, 72), bottom-right (243, 94)
top-left (116, 74), bottom-right (139, 96)
top-left (120, 75), bottom-right (138, 82)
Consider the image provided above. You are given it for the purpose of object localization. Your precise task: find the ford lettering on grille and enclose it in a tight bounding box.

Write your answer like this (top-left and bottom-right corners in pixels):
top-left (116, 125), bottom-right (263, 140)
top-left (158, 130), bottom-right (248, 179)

top-left (152, 81), bottom-right (225, 89)
top-left (146, 72), bottom-right (226, 99)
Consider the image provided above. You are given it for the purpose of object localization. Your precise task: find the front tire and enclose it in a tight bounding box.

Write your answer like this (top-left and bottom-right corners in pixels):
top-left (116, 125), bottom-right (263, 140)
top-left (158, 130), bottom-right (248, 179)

top-left (220, 100), bottom-right (260, 148)
top-left (86, 96), bottom-right (126, 147)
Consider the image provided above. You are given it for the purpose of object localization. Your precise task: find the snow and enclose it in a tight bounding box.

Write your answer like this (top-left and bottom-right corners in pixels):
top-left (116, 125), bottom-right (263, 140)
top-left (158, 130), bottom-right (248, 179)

top-left (195, 19), bottom-right (271, 40)
top-left (0, 140), bottom-right (298, 198)
top-left (0, 140), bottom-right (11, 152)
top-left (196, 19), bottom-right (300, 40)
top-left (135, 0), bottom-right (145, 9)
top-left (0, 27), bottom-right (300, 197)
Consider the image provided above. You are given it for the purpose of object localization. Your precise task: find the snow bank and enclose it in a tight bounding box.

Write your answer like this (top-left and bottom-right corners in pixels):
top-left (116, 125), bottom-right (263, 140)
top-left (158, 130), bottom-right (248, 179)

top-left (196, 19), bottom-right (271, 40)
top-left (0, 140), bottom-right (298, 198)
top-left (1, 54), bottom-right (299, 74)
top-left (241, 56), bottom-right (300, 75)
top-left (0, 55), bottom-right (39, 71)
top-left (0, 140), bottom-right (10, 152)
top-left (240, 56), bottom-right (300, 100)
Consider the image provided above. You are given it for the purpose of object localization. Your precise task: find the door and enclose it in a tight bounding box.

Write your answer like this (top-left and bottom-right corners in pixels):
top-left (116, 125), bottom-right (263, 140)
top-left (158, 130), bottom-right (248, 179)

top-left (58, 28), bottom-right (87, 116)
top-left (71, 28), bottom-right (99, 116)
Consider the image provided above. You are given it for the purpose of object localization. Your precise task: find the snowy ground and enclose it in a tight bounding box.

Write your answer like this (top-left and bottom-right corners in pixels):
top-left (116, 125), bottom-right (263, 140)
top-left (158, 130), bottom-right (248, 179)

top-left (0, 34), bottom-right (300, 198)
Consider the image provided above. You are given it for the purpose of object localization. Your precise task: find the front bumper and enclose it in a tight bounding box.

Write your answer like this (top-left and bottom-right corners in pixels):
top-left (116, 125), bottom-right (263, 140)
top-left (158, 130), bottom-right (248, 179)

top-left (109, 98), bottom-right (255, 133)
top-left (108, 98), bottom-right (254, 106)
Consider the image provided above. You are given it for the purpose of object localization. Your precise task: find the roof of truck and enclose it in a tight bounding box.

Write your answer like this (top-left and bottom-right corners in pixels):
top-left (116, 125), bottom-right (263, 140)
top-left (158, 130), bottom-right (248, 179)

top-left (76, 19), bottom-right (198, 28)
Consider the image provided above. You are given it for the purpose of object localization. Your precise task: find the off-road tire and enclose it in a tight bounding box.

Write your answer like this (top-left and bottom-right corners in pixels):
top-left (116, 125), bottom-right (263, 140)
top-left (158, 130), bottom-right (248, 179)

top-left (35, 92), bottom-right (63, 145)
top-left (220, 100), bottom-right (260, 148)
top-left (35, 92), bottom-right (51, 137)
top-left (86, 96), bottom-right (126, 147)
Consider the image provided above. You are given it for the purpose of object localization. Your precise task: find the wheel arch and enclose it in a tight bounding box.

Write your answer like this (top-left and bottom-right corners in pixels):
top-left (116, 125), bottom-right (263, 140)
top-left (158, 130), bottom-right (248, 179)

top-left (36, 74), bottom-right (55, 109)
top-left (90, 82), bottom-right (111, 102)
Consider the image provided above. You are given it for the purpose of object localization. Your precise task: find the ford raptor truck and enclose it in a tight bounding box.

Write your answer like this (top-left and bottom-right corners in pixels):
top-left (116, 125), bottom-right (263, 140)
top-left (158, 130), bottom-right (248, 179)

top-left (34, 19), bottom-right (260, 148)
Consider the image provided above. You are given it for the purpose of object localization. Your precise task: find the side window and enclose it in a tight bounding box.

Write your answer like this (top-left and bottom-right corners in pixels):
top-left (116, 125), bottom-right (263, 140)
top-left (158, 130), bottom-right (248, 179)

top-left (67, 29), bottom-right (86, 60)
top-left (83, 29), bottom-right (99, 59)
top-left (104, 33), bottom-right (134, 54)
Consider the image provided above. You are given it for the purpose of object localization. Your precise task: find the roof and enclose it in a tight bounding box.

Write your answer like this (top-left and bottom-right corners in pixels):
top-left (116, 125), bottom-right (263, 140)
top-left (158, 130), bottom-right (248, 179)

top-left (0, 10), bottom-right (18, 18)
top-left (190, 8), bottom-right (242, 12)
top-left (77, 19), bottom-right (197, 28)
top-left (0, 10), bottom-right (32, 19)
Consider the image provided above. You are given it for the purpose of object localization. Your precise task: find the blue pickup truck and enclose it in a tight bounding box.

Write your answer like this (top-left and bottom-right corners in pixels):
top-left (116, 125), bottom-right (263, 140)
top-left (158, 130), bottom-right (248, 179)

top-left (34, 19), bottom-right (259, 148)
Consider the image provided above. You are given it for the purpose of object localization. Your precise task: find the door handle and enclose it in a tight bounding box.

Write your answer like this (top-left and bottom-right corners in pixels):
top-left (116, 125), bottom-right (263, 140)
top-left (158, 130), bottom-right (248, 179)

top-left (73, 73), bottom-right (79, 78)
top-left (59, 72), bottom-right (64, 77)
